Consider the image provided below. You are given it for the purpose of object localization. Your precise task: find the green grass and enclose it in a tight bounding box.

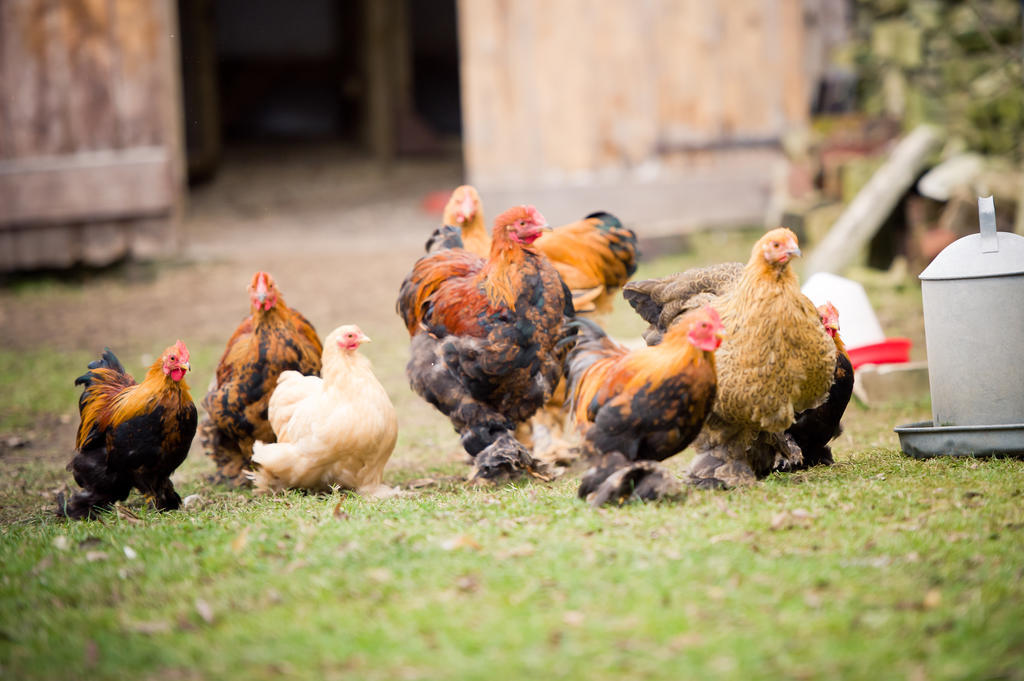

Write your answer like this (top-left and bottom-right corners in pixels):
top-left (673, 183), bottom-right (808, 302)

top-left (2, 235), bottom-right (1022, 680)
top-left (3, 451), bottom-right (1024, 681)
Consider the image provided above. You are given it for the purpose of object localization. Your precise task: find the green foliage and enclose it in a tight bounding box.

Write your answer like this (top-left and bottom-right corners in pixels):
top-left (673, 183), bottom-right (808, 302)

top-left (853, 0), bottom-right (1024, 156)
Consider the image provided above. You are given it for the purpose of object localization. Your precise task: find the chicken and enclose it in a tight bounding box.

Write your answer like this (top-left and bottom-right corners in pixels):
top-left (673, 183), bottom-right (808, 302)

top-left (200, 271), bottom-right (323, 486)
top-left (435, 185), bottom-right (639, 315)
top-left (565, 307), bottom-right (723, 506)
top-left (432, 186), bottom-right (639, 466)
top-left (59, 342), bottom-right (197, 519)
top-left (249, 325), bottom-right (398, 495)
top-left (785, 303), bottom-right (854, 469)
top-left (623, 228), bottom-right (836, 487)
top-left (397, 205), bottom-right (574, 480)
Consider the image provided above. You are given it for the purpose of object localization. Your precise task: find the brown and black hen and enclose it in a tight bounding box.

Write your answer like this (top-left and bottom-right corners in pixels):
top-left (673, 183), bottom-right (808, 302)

top-left (201, 271), bottom-right (323, 485)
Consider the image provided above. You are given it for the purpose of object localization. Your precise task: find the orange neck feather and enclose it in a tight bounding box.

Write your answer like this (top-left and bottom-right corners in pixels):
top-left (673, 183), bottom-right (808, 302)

top-left (480, 228), bottom-right (530, 310)
top-left (110, 362), bottom-right (192, 426)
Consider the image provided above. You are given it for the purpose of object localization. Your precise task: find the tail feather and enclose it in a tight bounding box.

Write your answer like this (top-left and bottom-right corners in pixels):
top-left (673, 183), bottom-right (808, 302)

top-left (74, 348), bottom-right (136, 451)
top-left (564, 318), bottom-right (623, 414)
top-left (249, 440), bottom-right (301, 492)
top-left (584, 211), bottom-right (639, 282)
top-left (425, 224), bottom-right (465, 253)
top-left (75, 348), bottom-right (129, 388)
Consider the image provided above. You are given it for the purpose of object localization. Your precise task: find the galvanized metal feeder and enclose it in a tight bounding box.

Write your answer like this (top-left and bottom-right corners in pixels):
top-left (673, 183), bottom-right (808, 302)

top-left (895, 196), bottom-right (1024, 457)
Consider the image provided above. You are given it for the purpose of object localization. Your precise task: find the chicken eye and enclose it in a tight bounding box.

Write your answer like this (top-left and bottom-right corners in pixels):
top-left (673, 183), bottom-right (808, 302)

top-left (771, 241), bottom-right (779, 248)
top-left (169, 355), bottom-right (176, 361)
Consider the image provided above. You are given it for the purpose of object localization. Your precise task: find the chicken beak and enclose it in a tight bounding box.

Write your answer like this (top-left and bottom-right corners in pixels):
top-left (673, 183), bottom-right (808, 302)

top-left (359, 332), bottom-right (372, 343)
top-left (180, 362), bottom-right (191, 373)
top-left (787, 246), bottom-right (802, 258)
top-left (541, 224), bottom-right (552, 232)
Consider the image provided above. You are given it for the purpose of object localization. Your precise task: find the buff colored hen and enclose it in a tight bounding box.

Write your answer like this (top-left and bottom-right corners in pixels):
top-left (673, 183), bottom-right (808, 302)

top-left (250, 325), bottom-right (398, 496)
top-left (624, 228), bottom-right (836, 487)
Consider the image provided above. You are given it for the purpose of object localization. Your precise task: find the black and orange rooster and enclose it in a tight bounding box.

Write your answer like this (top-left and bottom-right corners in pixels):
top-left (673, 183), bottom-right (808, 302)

top-left (785, 302), bottom-right (854, 469)
top-left (59, 342), bottom-right (197, 519)
top-left (565, 307), bottom-right (723, 506)
top-left (200, 271), bottom-right (323, 485)
top-left (398, 205), bottom-right (574, 480)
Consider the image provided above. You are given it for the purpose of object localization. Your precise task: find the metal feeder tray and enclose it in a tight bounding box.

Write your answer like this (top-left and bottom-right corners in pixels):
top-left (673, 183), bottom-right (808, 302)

top-left (895, 421), bottom-right (1024, 459)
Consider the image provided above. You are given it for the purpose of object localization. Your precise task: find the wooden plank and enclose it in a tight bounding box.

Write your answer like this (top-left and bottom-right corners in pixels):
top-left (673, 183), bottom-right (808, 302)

top-left (804, 125), bottom-right (942, 277)
top-left (0, 147), bottom-right (172, 226)
top-left (459, 0), bottom-right (810, 189)
top-left (110, 0), bottom-right (166, 147)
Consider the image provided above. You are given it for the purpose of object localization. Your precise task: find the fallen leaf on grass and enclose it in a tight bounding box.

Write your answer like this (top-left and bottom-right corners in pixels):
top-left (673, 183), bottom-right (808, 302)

top-left (562, 611), bottom-right (585, 627)
top-left (454, 574), bottom-right (480, 593)
top-left (332, 503), bottom-right (349, 521)
top-left (85, 551), bottom-right (109, 562)
top-left (123, 546), bottom-right (138, 560)
top-left (495, 545), bottom-right (535, 559)
top-left (366, 568), bottom-right (393, 583)
top-left (32, 556), bottom-right (53, 575)
top-left (713, 497), bottom-right (738, 518)
top-left (709, 531), bottom-right (755, 544)
top-left (668, 632), bottom-right (704, 650)
top-left (125, 620), bottom-right (172, 635)
top-left (84, 639), bottom-right (99, 668)
top-left (406, 478), bottom-right (437, 489)
top-left (182, 494), bottom-right (204, 510)
top-left (770, 509), bottom-right (816, 531)
top-left (282, 559), bottom-right (308, 575)
top-left (52, 535), bottom-right (70, 551)
top-left (922, 589), bottom-right (942, 610)
top-left (231, 526), bottom-right (251, 554)
top-left (114, 504), bottom-right (142, 524)
top-left (803, 590), bottom-right (824, 609)
top-left (4, 435), bottom-right (29, 449)
top-left (441, 534), bottom-right (481, 551)
top-left (195, 598), bottom-right (215, 624)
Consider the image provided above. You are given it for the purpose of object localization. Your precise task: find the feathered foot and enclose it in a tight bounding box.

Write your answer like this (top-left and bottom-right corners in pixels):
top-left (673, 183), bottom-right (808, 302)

top-left (136, 477), bottom-right (182, 511)
top-left (200, 417), bottom-right (254, 488)
top-left (470, 433), bottom-right (551, 483)
top-left (771, 433), bottom-right (804, 472)
top-left (685, 452), bottom-right (756, 489)
top-left (581, 460), bottom-right (685, 507)
top-left (55, 488), bottom-right (122, 520)
top-left (790, 445), bottom-right (834, 470)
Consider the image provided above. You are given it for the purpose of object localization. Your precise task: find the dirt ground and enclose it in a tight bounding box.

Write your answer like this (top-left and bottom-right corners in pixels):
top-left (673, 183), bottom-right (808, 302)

top-left (0, 149), bottom-right (473, 484)
top-left (2, 148), bottom-right (465, 351)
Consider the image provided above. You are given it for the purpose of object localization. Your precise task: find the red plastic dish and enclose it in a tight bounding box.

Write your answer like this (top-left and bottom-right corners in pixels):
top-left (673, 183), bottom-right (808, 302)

top-left (847, 338), bottom-right (912, 369)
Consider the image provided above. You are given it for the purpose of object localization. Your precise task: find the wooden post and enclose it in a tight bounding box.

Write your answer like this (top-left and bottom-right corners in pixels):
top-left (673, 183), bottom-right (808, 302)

top-left (363, 0), bottom-right (409, 167)
top-left (804, 125), bottom-right (942, 277)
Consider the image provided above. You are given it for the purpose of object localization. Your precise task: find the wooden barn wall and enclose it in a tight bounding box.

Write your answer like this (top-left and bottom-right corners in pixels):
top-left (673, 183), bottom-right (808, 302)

top-left (457, 0), bottom-right (810, 192)
top-left (0, 0), bottom-right (183, 270)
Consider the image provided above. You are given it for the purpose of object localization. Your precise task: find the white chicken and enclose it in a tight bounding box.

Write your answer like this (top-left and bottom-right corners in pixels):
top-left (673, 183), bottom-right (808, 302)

top-left (250, 324), bottom-right (398, 496)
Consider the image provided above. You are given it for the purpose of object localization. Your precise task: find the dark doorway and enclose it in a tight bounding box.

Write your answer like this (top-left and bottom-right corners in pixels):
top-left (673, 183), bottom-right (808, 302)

top-left (178, 0), bottom-right (462, 183)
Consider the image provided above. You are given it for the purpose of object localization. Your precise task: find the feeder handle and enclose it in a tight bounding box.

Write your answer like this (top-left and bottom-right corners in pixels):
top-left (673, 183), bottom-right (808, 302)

top-left (978, 195), bottom-right (998, 253)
